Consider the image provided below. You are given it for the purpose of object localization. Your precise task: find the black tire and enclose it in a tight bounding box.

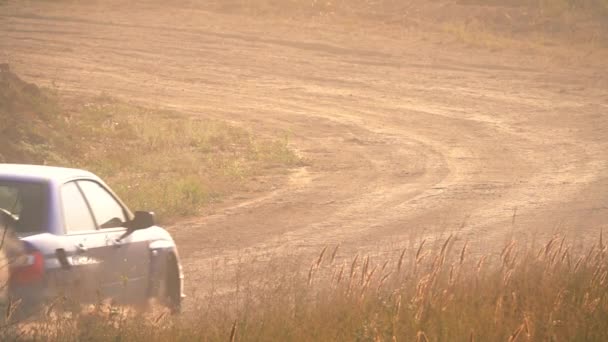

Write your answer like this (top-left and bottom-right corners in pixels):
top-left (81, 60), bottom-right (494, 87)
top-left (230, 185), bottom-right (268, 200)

top-left (165, 253), bottom-right (181, 314)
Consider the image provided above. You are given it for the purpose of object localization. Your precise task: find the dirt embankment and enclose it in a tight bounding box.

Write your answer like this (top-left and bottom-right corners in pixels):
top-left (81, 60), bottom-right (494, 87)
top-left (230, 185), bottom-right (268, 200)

top-left (1, 0), bottom-right (607, 302)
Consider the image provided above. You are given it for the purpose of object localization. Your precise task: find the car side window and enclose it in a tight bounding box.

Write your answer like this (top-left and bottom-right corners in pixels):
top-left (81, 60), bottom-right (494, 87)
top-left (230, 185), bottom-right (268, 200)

top-left (77, 181), bottom-right (126, 229)
top-left (61, 181), bottom-right (96, 233)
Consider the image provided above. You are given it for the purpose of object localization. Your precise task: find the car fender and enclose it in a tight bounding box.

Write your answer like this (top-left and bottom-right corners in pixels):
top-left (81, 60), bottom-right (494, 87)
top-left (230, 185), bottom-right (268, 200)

top-left (148, 239), bottom-right (176, 251)
top-left (147, 237), bottom-right (184, 299)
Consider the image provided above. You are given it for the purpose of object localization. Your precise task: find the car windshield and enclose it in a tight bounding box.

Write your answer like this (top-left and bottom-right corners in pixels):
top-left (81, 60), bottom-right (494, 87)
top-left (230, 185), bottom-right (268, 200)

top-left (0, 181), bottom-right (48, 234)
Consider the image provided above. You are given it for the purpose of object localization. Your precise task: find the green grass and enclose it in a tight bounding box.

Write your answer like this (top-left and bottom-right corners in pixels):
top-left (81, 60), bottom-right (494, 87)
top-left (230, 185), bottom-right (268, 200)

top-left (2, 234), bottom-right (606, 341)
top-left (0, 66), bottom-right (301, 220)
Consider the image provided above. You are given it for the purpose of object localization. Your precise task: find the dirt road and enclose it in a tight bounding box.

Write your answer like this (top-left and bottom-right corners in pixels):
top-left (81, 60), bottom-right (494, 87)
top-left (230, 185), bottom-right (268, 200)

top-left (2, 2), bottom-right (607, 302)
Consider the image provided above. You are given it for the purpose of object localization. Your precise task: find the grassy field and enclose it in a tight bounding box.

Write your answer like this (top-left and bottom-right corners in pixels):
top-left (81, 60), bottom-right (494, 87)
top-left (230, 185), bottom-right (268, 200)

top-left (0, 65), bottom-right (300, 220)
top-left (3, 234), bottom-right (606, 341)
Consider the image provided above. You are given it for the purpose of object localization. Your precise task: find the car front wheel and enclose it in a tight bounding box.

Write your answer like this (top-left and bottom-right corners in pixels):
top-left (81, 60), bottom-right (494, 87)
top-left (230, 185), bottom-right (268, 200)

top-left (164, 253), bottom-right (181, 314)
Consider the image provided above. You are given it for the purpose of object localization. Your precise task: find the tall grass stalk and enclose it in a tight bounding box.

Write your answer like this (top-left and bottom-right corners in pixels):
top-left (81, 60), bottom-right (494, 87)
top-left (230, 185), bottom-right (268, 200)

top-left (3, 234), bottom-right (606, 341)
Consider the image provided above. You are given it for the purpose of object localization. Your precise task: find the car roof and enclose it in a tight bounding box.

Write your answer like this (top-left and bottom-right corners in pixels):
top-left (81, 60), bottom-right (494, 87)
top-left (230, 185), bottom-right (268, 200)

top-left (0, 164), bottom-right (98, 183)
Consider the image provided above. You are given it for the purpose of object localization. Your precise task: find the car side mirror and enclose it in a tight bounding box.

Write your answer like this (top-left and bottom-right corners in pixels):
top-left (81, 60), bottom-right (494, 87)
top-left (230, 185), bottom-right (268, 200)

top-left (120, 211), bottom-right (155, 240)
top-left (129, 211), bottom-right (155, 230)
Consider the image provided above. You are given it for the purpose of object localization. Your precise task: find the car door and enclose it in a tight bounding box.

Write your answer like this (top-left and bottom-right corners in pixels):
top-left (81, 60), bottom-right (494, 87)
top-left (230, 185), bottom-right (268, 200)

top-left (58, 181), bottom-right (110, 301)
top-left (76, 180), bottom-right (151, 303)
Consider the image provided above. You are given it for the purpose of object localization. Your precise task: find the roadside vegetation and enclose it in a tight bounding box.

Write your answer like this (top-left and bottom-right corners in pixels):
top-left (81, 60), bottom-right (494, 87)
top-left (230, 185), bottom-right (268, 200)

top-left (2, 234), bottom-right (606, 340)
top-left (207, 0), bottom-right (608, 63)
top-left (209, 0), bottom-right (608, 33)
top-left (0, 65), bottom-right (300, 220)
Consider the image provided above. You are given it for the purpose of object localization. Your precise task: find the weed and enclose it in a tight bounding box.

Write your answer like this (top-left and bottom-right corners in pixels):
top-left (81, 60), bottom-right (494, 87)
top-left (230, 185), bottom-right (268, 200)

top-left (0, 68), bottom-right (300, 221)
top-left (2, 234), bottom-right (605, 340)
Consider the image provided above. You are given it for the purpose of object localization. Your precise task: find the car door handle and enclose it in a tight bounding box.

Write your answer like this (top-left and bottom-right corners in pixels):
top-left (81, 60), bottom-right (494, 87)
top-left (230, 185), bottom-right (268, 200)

top-left (112, 238), bottom-right (123, 248)
top-left (76, 243), bottom-right (88, 253)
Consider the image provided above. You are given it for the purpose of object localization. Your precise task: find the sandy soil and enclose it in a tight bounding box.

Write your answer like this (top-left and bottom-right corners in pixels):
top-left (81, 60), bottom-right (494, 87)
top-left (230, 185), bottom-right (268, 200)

top-left (1, 2), bottom-right (607, 306)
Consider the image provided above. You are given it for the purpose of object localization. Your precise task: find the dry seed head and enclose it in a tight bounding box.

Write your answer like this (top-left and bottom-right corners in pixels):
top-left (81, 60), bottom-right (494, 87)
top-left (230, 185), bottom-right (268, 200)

top-left (416, 250), bottom-right (430, 268)
top-left (416, 239), bottom-right (427, 263)
top-left (45, 297), bottom-right (61, 318)
top-left (494, 296), bottom-right (503, 325)
top-left (330, 244), bottom-right (340, 264)
top-left (523, 313), bottom-right (532, 338)
top-left (460, 240), bottom-right (468, 265)
top-left (560, 247), bottom-right (570, 268)
top-left (361, 255), bottom-right (370, 285)
top-left (501, 240), bottom-right (515, 259)
top-left (586, 297), bottom-right (601, 313)
top-left (413, 274), bottom-right (432, 305)
top-left (414, 304), bottom-right (424, 322)
top-left (350, 254), bottom-right (359, 280)
top-left (582, 292), bottom-right (600, 313)
top-left (511, 291), bottom-right (518, 307)
top-left (557, 236), bottom-right (566, 254)
top-left (416, 330), bottom-right (429, 342)
top-left (550, 247), bottom-right (562, 267)
top-left (432, 236), bottom-right (452, 269)
top-left (584, 246), bottom-right (596, 267)
top-left (507, 323), bottom-right (525, 342)
top-left (599, 270), bottom-right (607, 285)
top-left (307, 262), bottom-right (315, 286)
top-left (591, 265), bottom-right (606, 285)
top-left (440, 234), bottom-right (453, 256)
top-left (394, 294), bottom-right (402, 318)
top-left (511, 207), bottom-right (518, 227)
top-left (536, 246), bottom-right (545, 259)
top-left (381, 260), bottom-right (389, 272)
top-left (229, 319), bottom-right (238, 342)
top-left (552, 289), bottom-right (567, 313)
top-left (377, 272), bottom-right (392, 292)
top-left (573, 256), bottom-right (584, 273)
top-left (316, 246), bottom-right (327, 268)
top-left (502, 241), bottom-right (518, 269)
top-left (359, 287), bottom-right (367, 302)
top-left (441, 292), bottom-right (455, 312)
top-left (347, 275), bottom-right (355, 297)
top-left (544, 235), bottom-right (559, 258)
top-left (336, 262), bottom-right (345, 284)
top-left (365, 265), bottom-right (377, 289)
top-left (432, 254), bottom-right (442, 272)
top-left (477, 255), bottom-right (487, 275)
top-left (397, 247), bottom-right (407, 272)
top-left (448, 264), bottom-right (456, 286)
top-left (154, 311), bottom-right (167, 324)
top-left (6, 297), bottom-right (22, 320)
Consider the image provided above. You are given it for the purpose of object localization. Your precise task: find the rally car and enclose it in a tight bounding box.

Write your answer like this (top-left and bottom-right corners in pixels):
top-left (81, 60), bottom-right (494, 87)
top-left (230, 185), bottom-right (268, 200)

top-left (0, 164), bottom-right (183, 315)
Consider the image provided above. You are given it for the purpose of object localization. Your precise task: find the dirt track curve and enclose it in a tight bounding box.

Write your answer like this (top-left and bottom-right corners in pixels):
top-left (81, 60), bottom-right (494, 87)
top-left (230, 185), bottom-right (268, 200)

top-left (2, 2), bottom-right (607, 303)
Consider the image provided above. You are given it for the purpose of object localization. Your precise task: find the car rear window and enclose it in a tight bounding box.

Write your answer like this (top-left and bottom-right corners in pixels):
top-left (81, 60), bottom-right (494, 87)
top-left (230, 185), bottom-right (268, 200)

top-left (0, 181), bottom-right (49, 234)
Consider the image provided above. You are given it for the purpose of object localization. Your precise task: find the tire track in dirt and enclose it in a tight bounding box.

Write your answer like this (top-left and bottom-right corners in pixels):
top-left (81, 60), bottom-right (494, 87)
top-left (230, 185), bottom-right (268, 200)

top-left (2, 2), bottom-right (607, 302)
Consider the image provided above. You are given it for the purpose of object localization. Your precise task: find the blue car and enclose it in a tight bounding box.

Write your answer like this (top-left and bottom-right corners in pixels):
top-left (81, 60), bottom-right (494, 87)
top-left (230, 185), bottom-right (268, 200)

top-left (0, 164), bottom-right (184, 314)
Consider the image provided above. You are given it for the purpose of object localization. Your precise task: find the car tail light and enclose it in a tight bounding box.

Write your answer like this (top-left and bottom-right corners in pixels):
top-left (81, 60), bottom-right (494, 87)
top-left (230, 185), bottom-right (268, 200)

top-left (9, 245), bottom-right (45, 285)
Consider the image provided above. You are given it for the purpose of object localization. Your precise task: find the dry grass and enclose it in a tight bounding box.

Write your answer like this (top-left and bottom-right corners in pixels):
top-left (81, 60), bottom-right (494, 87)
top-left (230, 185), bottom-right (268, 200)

top-left (204, 0), bottom-right (608, 27)
top-left (0, 67), bottom-right (301, 221)
top-left (202, 0), bottom-right (608, 64)
top-left (1, 234), bottom-right (606, 340)
top-left (66, 97), bottom-right (301, 220)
